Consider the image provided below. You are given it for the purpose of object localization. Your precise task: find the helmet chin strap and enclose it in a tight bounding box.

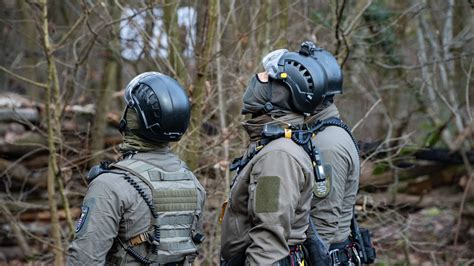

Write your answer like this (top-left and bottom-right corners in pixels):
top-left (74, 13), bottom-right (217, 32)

top-left (264, 78), bottom-right (274, 113)
top-left (119, 106), bottom-right (129, 133)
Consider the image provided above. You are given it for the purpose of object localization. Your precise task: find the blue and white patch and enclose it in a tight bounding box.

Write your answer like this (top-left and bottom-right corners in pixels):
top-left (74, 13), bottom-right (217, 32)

top-left (75, 206), bottom-right (89, 233)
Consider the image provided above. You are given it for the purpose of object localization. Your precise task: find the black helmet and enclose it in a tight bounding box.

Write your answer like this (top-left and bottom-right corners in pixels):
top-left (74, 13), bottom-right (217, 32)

top-left (270, 41), bottom-right (343, 114)
top-left (119, 72), bottom-right (190, 142)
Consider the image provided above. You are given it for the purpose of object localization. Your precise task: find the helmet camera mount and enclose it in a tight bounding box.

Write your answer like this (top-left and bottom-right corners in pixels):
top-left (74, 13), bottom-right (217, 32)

top-left (299, 41), bottom-right (317, 56)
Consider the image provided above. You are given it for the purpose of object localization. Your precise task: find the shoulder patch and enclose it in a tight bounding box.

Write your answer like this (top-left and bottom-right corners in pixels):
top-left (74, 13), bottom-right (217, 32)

top-left (75, 206), bottom-right (89, 233)
top-left (255, 176), bottom-right (280, 213)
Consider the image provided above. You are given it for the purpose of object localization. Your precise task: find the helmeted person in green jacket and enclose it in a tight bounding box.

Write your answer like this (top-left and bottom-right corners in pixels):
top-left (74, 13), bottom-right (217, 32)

top-left (220, 42), bottom-right (360, 265)
top-left (67, 72), bottom-right (206, 265)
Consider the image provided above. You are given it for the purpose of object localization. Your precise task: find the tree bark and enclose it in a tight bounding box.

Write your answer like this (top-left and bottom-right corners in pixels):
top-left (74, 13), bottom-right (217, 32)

top-left (163, 0), bottom-right (186, 84)
top-left (17, 0), bottom-right (39, 101)
top-left (215, 0), bottom-right (230, 196)
top-left (39, 0), bottom-right (66, 263)
top-left (185, 0), bottom-right (218, 169)
top-left (275, 0), bottom-right (289, 48)
top-left (89, 0), bottom-right (120, 166)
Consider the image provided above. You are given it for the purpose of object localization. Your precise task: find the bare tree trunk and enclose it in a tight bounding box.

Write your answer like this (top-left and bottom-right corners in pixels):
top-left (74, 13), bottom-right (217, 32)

top-left (215, 0), bottom-right (229, 196)
top-left (90, 0), bottom-right (120, 166)
top-left (90, 55), bottom-right (118, 165)
top-left (275, 0), bottom-right (288, 48)
top-left (40, 0), bottom-right (65, 263)
top-left (416, 9), bottom-right (453, 148)
top-left (17, 0), bottom-right (39, 101)
top-left (264, 0), bottom-right (272, 51)
top-left (163, 0), bottom-right (186, 84)
top-left (186, 0), bottom-right (218, 169)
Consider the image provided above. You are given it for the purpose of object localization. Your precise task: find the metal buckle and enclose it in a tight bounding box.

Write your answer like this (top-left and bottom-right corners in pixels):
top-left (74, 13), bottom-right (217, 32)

top-left (351, 246), bottom-right (361, 266)
top-left (129, 233), bottom-right (147, 246)
top-left (329, 249), bottom-right (340, 265)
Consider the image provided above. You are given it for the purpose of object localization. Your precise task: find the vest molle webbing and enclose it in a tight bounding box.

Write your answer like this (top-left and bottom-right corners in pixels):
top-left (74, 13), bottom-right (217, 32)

top-left (113, 158), bottom-right (204, 265)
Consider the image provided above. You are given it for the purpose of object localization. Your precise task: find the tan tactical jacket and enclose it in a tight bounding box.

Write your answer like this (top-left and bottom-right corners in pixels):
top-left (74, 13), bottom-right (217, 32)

top-left (308, 104), bottom-right (360, 245)
top-left (67, 149), bottom-right (206, 265)
top-left (220, 138), bottom-right (315, 265)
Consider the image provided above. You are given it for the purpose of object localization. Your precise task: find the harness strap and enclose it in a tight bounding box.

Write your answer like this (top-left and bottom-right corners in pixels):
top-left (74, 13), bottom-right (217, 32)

top-left (112, 159), bottom-right (155, 193)
top-left (230, 140), bottom-right (268, 174)
top-left (230, 117), bottom-right (357, 175)
top-left (309, 117), bottom-right (360, 155)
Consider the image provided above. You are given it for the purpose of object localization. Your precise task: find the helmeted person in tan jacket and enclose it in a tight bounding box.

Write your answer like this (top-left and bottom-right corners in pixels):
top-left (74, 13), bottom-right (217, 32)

top-left (220, 42), bottom-right (360, 265)
top-left (218, 42), bottom-right (347, 265)
top-left (67, 72), bottom-right (206, 265)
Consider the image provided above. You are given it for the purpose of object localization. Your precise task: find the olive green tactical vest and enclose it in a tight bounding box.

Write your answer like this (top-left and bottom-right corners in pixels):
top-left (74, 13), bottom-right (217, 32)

top-left (113, 158), bottom-right (205, 265)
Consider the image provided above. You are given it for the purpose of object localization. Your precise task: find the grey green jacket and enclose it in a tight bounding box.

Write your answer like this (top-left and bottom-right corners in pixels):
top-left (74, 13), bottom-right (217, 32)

top-left (67, 150), bottom-right (205, 265)
top-left (308, 104), bottom-right (360, 244)
top-left (220, 137), bottom-right (315, 265)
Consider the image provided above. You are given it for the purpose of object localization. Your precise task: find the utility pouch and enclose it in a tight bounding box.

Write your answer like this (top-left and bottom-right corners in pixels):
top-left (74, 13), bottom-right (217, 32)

top-left (303, 237), bottom-right (330, 266)
top-left (303, 218), bottom-right (330, 266)
top-left (221, 252), bottom-right (245, 266)
top-left (350, 210), bottom-right (376, 265)
top-left (360, 228), bottom-right (376, 264)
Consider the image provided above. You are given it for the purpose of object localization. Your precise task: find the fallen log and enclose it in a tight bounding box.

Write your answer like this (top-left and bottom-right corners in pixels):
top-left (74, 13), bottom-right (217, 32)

top-left (21, 155), bottom-right (49, 169)
top-left (0, 246), bottom-right (24, 262)
top-left (0, 108), bottom-right (39, 123)
top-left (360, 161), bottom-right (464, 189)
top-left (0, 205), bottom-right (33, 258)
top-left (0, 132), bottom-right (48, 157)
top-left (18, 207), bottom-right (81, 222)
top-left (0, 199), bottom-right (50, 213)
top-left (414, 148), bottom-right (474, 164)
top-left (358, 185), bottom-right (474, 209)
top-left (0, 159), bottom-right (46, 188)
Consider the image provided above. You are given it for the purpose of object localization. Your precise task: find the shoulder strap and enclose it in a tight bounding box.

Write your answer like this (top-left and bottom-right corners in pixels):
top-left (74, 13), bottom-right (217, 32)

top-left (112, 158), bottom-right (191, 187)
top-left (110, 158), bottom-right (162, 262)
top-left (230, 117), bottom-right (359, 174)
top-left (310, 117), bottom-right (360, 155)
top-left (229, 140), bottom-right (269, 174)
top-left (112, 159), bottom-right (156, 191)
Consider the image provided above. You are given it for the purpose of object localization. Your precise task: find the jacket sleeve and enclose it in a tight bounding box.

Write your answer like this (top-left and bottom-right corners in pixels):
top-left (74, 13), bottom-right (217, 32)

top-left (245, 150), bottom-right (306, 265)
top-left (67, 174), bottom-right (126, 265)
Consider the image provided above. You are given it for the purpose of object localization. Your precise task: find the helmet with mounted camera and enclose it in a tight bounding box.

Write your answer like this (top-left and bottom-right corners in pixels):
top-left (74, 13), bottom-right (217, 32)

top-left (266, 41), bottom-right (343, 114)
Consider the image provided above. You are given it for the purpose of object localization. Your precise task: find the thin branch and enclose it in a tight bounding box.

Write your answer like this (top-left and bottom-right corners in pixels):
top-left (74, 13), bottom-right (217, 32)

top-left (0, 65), bottom-right (47, 89)
top-left (53, 9), bottom-right (88, 50)
top-left (343, 0), bottom-right (373, 36)
top-left (352, 98), bottom-right (382, 132)
top-left (465, 59), bottom-right (473, 122)
top-left (334, 0), bottom-right (347, 57)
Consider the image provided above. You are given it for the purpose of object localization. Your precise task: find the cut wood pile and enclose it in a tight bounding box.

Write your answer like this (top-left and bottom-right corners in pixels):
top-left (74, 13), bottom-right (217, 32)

top-left (0, 93), bottom-right (122, 262)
